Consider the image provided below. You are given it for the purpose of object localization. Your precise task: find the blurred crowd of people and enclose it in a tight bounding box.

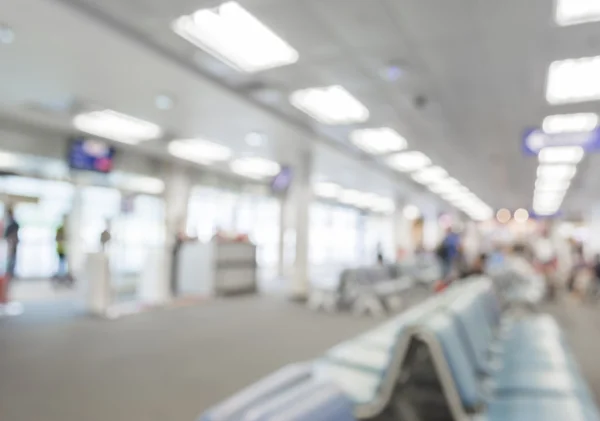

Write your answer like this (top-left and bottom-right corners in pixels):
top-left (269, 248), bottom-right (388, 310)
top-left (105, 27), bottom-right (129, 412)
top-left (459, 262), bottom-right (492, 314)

top-left (433, 225), bottom-right (600, 302)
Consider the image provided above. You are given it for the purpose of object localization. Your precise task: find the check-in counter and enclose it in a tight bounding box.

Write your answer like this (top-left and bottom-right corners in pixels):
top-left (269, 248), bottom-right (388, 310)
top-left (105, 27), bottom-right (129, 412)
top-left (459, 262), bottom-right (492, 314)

top-left (176, 240), bottom-right (257, 297)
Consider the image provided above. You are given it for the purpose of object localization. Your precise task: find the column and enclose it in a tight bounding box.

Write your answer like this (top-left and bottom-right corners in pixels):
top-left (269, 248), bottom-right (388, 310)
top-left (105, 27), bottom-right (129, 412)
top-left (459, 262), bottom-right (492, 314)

top-left (281, 150), bottom-right (313, 300)
top-left (587, 204), bottom-right (600, 258)
top-left (422, 206), bottom-right (440, 251)
top-left (68, 183), bottom-right (85, 280)
top-left (142, 164), bottom-right (191, 304)
top-left (393, 201), bottom-right (415, 261)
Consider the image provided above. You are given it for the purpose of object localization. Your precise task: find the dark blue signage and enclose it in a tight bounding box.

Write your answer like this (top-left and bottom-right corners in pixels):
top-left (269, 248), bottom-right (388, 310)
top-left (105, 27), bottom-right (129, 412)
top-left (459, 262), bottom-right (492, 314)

top-left (68, 138), bottom-right (115, 173)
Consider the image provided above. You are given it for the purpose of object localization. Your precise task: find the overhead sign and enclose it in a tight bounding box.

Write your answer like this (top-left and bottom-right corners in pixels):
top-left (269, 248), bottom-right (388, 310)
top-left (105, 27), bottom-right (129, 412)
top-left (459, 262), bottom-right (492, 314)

top-left (522, 128), bottom-right (600, 155)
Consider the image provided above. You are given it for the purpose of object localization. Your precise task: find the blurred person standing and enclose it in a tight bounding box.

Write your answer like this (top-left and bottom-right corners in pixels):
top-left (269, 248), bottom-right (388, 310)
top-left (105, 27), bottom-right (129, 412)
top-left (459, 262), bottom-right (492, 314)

top-left (436, 227), bottom-right (460, 281)
top-left (100, 219), bottom-right (112, 251)
top-left (4, 207), bottom-right (19, 279)
top-left (53, 216), bottom-right (74, 286)
top-left (531, 227), bottom-right (558, 300)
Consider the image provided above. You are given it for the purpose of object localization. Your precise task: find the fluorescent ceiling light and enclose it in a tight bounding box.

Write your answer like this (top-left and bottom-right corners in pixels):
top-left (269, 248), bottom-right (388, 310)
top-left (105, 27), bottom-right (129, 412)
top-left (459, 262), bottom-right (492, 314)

top-left (386, 151), bottom-right (431, 172)
top-left (370, 196), bottom-right (395, 213)
top-left (73, 110), bottom-right (162, 144)
top-left (537, 164), bottom-right (576, 180)
top-left (168, 139), bottom-right (232, 164)
top-left (230, 157), bottom-right (280, 179)
top-left (339, 189), bottom-right (365, 206)
top-left (429, 178), bottom-right (467, 194)
top-left (411, 166), bottom-right (448, 185)
top-left (546, 56), bottom-right (600, 104)
top-left (556, 0), bottom-right (600, 26)
top-left (314, 182), bottom-right (342, 199)
top-left (514, 208), bottom-right (530, 223)
top-left (172, 1), bottom-right (298, 73)
top-left (535, 179), bottom-right (571, 191)
top-left (119, 175), bottom-right (165, 195)
top-left (403, 205), bottom-right (420, 220)
top-left (350, 128), bottom-right (407, 155)
top-left (542, 113), bottom-right (598, 134)
top-left (538, 146), bottom-right (585, 164)
top-left (289, 85), bottom-right (369, 125)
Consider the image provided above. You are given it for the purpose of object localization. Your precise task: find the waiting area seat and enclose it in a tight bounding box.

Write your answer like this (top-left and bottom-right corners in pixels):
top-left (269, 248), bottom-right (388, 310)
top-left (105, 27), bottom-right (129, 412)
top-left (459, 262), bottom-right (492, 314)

top-left (198, 277), bottom-right (600, 421)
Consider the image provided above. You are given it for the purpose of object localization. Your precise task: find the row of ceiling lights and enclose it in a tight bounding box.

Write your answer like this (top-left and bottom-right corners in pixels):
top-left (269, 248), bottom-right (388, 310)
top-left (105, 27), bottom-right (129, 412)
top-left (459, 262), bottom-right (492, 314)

top-left (172, 1), bottom-right (493, 220)
top-left (313, 182), bottom-right (395, 214)
top-left (531, 1), bottom-right (600, 215)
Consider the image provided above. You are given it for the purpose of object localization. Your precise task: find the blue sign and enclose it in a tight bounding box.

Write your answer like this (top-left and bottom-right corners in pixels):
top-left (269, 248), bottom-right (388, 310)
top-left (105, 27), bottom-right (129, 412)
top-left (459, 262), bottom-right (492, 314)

top-left (522, 128), bottom-right (600, 155)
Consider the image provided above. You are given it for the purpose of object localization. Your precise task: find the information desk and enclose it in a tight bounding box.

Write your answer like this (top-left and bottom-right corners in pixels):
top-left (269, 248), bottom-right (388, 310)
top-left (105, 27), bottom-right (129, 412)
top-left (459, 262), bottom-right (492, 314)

top-left (177, 241), bottom-right (257, 297)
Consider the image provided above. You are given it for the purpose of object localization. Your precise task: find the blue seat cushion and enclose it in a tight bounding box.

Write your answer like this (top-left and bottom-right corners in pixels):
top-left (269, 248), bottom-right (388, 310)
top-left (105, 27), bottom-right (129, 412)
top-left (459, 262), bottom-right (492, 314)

top-left (487, 396), bottom-right (600, 421)
top-left (493, 369), bottom-right (587, 397)
top-left (312, 361), bottom-right (382, 404)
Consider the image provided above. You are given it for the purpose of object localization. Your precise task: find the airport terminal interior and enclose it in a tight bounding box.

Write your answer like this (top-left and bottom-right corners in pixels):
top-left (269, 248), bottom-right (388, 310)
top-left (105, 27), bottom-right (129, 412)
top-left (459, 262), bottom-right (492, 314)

top-left (3, 1), bottom-right (600, 421)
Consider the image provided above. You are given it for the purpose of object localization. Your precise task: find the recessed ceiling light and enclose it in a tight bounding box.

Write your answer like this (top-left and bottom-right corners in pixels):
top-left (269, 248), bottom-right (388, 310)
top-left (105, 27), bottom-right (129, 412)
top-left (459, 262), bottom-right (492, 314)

top-left (537, 164), bottom-right (577, 180)
top-left (339, 189), bottom-right (365, 206)
top-left (230, 157), bottom-right (280, 179)
top-left (555, 0), bottom-right (600, 26)
top-left (546, 56), bottom-right (600, 104)
top-left (289, 85), bottom-right (369, 125)
top-left (118, 175), bottom-right (165, 195)
top-left (411, 166), bottom-right (448, 185)
top-left (172, 1), bottom-right (298, 73)
top-left (168, 139), bottom-right (232, 164)
top-left (0, 24), bottom-right (15, 44)
top-left (542, 113), bottom-right (598, 134)
top-left (245, 132), bottom-right (266, 147)
top-left (535, 179), bottom-right (571, 191)
top-left (538, 146), bottom-right (585, 164)
top-left (386, 151), bottom-right (431, 172)
top-left (314, 182), bottom-right (342, 199)
top-left (496, 208), bottom-right (511, 224)
top-left (403, 205), bottom-right (420, 220)
top-left (513, 208), bottom-right (530, 223)
top-left (155, 94), bottom-right (175, 110)
top-left (370, 196), bottom-right (395, 214)
top-left (72, 110), bottom-right (162, 144)
top-left (350, 128), bottom-right (407, 155)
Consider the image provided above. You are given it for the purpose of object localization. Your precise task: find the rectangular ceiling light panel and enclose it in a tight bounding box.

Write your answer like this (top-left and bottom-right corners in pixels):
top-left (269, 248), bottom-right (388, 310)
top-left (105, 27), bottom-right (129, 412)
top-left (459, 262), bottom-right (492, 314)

top-left (290, 86), bottom-right (369, 125)
top-left (546, 56), bottom-right (600, 104)
top-left (542, 113), bottom-right (598, 134)
top-left (172, 1), bottom-right (298, 73)
top-left (411, 166), bottom-right (448, 185)
top-left (350, 128), bottom-right (407, 155)
top-left (386, 151), bottom-right (431, 172)
top-left (168, 139), bottom-right (232, 164)
top-left (73, 110), bottom-right (162, 144)
top-left (556, 0), bottom-right (600, 26)
top-left (536, 164), bottom-right (577, 180)
top-left (230, 157), bottom-right (280, 178)
top-left (314, 182), bottom-right (342, 199)
top-left (538, 146), bottom-right (585, 164)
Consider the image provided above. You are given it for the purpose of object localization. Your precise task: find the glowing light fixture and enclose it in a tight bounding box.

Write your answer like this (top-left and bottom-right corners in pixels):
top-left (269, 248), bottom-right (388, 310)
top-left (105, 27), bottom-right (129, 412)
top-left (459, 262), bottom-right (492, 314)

top-left (290, 85), bottom-right (369, 125)
top-left (172, 1), bottom-right (298, 73)
top-left (411, 166), bottom-right (448, 185)
top-left (546, 56), bottom-right (600, 104)
top-left (168, 139), bottom-right (232, 164)
top-left (538, 146), bottom-right (585, 164)
top-left (386, 151), bottom-right (431, 172)
top-left (542, 113), bottom-right (598, 134)
top-left (230, 157), bottom-right (280, 178)
top-left (555, 0), bottom-right (600, 26)
top-left (350, 128), bottom-right (407, 155)
top-left (513, 208), bottom-right (530, 223)
top-left (314, 182), bottom-right (342, 199)
top-left (537, 164), bottom-right (577, 180)
top-left (403, 205), bottom-right (420, 220)
top-left (496, 208), bottom-right (511, 224)
top-left (73, 110), bottom-right (162, 144)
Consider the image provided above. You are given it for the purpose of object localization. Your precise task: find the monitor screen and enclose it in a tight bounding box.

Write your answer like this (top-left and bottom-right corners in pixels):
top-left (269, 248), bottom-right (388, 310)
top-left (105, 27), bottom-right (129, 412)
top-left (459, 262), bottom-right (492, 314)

top-left (271, 166), bottom-right (292, 193)
top-left (68, 138), bottom-right (115, 173)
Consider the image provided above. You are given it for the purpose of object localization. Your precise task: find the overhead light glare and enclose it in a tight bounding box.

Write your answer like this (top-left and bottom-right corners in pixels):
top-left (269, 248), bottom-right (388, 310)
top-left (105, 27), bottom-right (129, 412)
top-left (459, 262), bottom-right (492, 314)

top-left (556, 0), bottom-right (600, 26)
top-left (230, 157), bottom-right (281, 178)
top-left (537, 164), bottom-right (577, 180)
top-left (350, 128), bottom-right (407, 155)
top-left (172, 1), bottom-right (298, 72)
top-left (290, 85), bottom-right (369, 125)
top-left (168, 139), bottom-right (232, 164)
top-left (403, 205), bottom-right (420, 220)
top-left (538, 146), bottom-right (585, 164)
top-left (411, 166), bottom-right (448, 185)
top-left (386, 151), bottom-right (431, 172)
top-left (314, 182), bottom-right (342, 199)
top-left (546, 56), bottom-right (600, 104)
top-left (73, 110), bottom-right (162, 144)
top-left (542, 113), bottom-right (598, 134)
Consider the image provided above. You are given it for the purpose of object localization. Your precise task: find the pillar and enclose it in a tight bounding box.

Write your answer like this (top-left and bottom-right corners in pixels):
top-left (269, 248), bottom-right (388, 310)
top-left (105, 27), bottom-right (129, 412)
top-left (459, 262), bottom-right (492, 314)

top-left (281, 150), bottom-right (313, 300)
top-left (393, 200), bottom-right (415, 261)
top-left (68, 182), bottom-right (85, 280)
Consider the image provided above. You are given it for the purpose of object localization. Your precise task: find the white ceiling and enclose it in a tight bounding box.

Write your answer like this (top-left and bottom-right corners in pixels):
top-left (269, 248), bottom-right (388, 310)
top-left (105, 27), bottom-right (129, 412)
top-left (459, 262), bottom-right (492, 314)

top-left (3, 0), bottom-right (600, 216)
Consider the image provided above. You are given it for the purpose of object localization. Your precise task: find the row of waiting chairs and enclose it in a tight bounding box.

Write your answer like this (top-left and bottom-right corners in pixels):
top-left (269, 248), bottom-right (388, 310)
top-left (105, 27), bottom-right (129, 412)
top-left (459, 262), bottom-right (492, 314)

top-left (308, 264), bottom-right (415, 316)
top-left (200, 277), bottom-right (599, 421)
